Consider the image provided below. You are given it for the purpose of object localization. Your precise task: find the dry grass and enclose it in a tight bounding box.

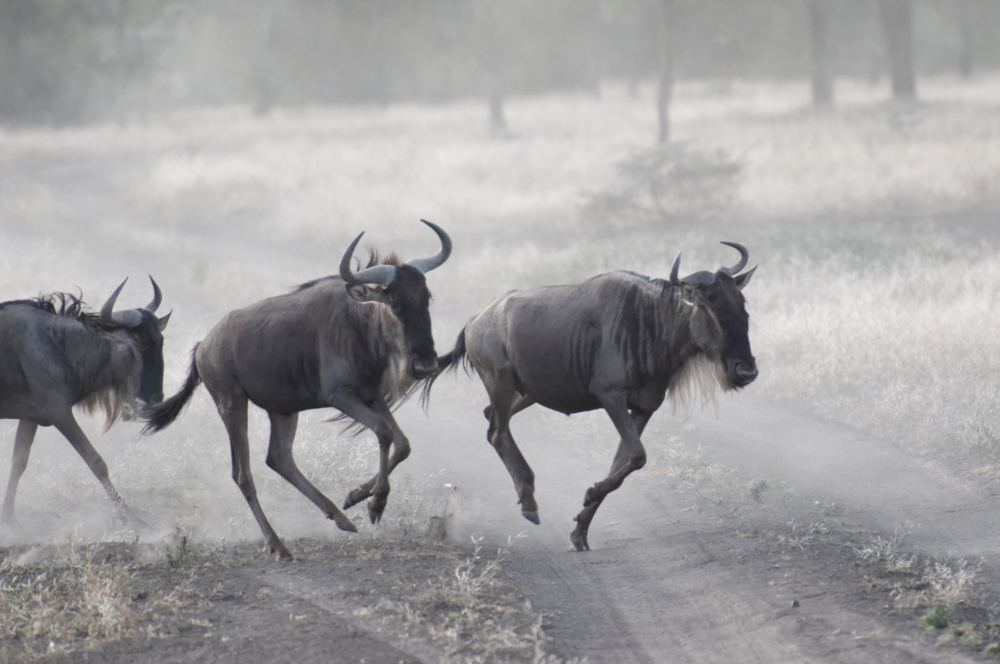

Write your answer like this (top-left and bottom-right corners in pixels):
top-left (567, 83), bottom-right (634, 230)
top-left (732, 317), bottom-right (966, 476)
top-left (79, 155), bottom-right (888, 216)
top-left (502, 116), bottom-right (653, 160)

top-left (854, 527), bottom-right (979, 612)
top-left (375, 533), bottom-right (587, 664)
top-left (645, 437), bottom-right (785, 518)
top-left (0, 543), bottom-right (201, 661)
top-left (747, 229), bottom-right (1000, 468)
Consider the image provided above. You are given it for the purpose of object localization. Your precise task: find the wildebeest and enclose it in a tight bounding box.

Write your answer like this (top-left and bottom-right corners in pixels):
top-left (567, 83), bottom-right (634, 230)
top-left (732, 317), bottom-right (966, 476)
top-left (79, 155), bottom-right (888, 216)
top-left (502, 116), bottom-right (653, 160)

top-left (429, 242), bottom-right (757, 551)
top-left (143, 220), bottom-right (452, 560)
top-left (0, 277), bottom-right (171, 528)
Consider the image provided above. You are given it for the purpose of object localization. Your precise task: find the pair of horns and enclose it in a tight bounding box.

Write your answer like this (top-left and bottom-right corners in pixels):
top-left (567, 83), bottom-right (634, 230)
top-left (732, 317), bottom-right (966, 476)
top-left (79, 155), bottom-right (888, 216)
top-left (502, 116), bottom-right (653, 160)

top-left (670, 241), bottom-right (749, 286)
top-left (101, 276), bottom-right (167, 328)
top-left (340, 219), bottom-right (452, 287)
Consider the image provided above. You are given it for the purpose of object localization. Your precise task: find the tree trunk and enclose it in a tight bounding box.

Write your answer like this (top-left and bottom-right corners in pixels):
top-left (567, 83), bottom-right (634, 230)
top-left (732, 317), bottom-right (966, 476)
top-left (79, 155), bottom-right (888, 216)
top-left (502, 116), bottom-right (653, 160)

top-left (252, 0), bottom-right (282, 116)
top-left (474, 0), bottom-right (508, 136)
top-left (807, 0), bottom-right (834, 110)
top-left (958, 0), bottom-right (974, 77)
top-left (0, 0), bottom-right (29, 120)
top-left (879, 0), bottom-right (917, 101)
top-left (488, 91), bottom-right (506, 135)
top-left (656, 0), bottom-right (675, 144)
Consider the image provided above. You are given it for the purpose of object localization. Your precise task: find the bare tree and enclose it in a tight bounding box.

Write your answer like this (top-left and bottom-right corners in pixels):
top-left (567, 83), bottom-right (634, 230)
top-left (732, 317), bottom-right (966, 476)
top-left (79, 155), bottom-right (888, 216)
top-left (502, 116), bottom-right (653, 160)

top-left (806, 0), bottom-right (833, 110)
top-left (473, 0), bottom-right (508, 136)
top-left (879, 0), bottom-right (917, 101)
top-left (252, 0), bottom-right (282, 115)
top-left (656, 0), bottom-right (675, 144)
top-left (958, 0), bottom-right (975, 77)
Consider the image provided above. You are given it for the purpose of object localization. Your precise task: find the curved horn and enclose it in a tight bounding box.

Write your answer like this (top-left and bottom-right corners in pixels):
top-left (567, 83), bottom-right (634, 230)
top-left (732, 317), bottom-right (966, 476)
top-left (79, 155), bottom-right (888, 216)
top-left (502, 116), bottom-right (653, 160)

top-left (100, 278), bottom-right (128, 325)
top-left (670, 252), bottom-right (682, 286)
top-left (719, 241), bottom-right (749, 276)
top-left (113, 309), bottom-right (144, 328)
top-left (339, 232), bottom-right (398, 287)
top-left (405, 220), bottom-right (452, 275)
top-left (144, 275), bottom-right (162, 313)
top-left (100, 278), bottom-right (145, 328)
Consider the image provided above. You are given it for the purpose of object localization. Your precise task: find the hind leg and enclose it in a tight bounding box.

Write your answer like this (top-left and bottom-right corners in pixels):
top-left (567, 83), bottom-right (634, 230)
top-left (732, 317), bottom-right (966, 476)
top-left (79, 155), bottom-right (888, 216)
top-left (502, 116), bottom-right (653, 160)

top-left (265, 411), bottom-right (358, 534)
top-left (215, 396), bottom-right (292, 560)
top-left (1, 420), bottom-right (38, 529)
top-left (570, 403), bottom-right (652, 551)
top-left (481, 373), bottom-right (539, 524)
top-left (484, 393), bottom-right (535, 443)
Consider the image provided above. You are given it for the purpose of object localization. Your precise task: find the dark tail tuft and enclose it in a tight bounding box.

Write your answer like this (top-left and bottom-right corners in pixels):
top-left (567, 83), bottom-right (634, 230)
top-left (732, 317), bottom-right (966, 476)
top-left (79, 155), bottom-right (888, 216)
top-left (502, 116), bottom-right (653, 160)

top-left (419, 327), bottom-right (470, 409)
top-left (142, 344), bottom-right (202, 436)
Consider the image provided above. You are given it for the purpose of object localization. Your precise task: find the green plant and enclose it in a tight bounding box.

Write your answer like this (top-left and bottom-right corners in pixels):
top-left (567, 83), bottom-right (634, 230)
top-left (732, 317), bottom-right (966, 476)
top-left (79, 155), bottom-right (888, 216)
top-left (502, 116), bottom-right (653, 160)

top-left (922, 604), bottom-right (951, 630)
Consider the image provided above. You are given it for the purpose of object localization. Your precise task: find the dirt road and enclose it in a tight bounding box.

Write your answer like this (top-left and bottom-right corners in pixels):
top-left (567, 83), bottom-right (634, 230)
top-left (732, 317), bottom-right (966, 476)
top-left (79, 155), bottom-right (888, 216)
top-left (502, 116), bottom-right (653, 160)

top-left (50, 386), bottom-right (998, 663)
top-left (387, 385), bottom-right (1000, 663)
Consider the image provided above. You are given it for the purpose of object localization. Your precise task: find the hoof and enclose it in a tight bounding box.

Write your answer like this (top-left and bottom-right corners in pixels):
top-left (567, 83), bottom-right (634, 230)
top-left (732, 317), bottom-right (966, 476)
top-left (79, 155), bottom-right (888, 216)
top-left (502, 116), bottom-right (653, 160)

top-left (1, 516), bottom-right (25, 535)
top-left (521, 510), bottom-right (540, 525)
top-left (368, 507), bottom-right (383, 525)
top-left (116, 504), bottom-right (147, 528)
top-left (343, 491), bottom-right (362, 511)
top-left (570, 534), bottom-right (590, 552)
top-left (271, 542), bottom-right (294, 561)
top-left (337, 519), bottom-right (358, 534)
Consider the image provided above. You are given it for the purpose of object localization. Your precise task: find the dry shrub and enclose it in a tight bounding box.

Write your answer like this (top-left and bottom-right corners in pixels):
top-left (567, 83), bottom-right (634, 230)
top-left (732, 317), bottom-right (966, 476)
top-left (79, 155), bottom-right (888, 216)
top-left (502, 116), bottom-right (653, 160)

top-left (0, 546), bottom-right (199, 661)
top-left (378, 534), bottom-right (584, 663)
top-left (892, 560), bottom-right (979, 610)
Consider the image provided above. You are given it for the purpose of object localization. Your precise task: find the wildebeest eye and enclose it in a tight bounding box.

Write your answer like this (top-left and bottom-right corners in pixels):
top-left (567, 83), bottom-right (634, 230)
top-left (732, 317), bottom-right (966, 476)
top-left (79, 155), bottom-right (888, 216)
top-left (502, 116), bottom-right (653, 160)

top-left (707, 292), bottom-right (720, 305)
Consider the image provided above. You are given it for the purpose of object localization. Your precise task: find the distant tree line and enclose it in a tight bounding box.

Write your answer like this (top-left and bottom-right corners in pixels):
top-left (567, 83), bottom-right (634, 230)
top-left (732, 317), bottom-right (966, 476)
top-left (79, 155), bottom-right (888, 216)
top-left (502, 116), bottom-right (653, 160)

top-left (0, 0), bottom-right (996, 127)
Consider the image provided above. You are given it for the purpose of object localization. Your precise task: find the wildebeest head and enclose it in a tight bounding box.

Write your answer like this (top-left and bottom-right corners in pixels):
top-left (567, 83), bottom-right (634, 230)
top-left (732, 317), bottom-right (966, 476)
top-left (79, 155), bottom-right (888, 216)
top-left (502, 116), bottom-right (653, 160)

top-left (339, 220), bottom-right (452, 379)
top-left (100, 276), bottom-right (171, 405)
top-left (671, 242), bottom-right (757, 390)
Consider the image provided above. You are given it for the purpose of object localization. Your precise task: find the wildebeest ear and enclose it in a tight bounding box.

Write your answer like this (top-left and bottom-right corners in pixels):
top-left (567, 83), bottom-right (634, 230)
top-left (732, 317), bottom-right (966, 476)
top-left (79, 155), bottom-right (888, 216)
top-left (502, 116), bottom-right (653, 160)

top-left (157, 311), bottom-right (172, 332)
top-left (681, 283), bottom-right (700, 306)
top-left (733, 265), bottom-right (756, 291)
top-left (346, 284), bottom-right (390, 304)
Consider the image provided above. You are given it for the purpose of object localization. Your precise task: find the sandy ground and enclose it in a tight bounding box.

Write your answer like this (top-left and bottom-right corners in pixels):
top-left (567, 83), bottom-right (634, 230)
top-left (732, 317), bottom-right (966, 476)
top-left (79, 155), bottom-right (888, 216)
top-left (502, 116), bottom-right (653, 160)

top-left (2, 85), bottom-right (1000, 662)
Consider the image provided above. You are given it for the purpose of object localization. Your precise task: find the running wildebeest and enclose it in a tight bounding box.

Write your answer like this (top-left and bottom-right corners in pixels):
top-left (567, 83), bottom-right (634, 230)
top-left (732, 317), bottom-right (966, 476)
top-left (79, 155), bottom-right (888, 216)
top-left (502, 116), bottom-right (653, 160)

top-left (0, 277), bottom-right (171, 528)
top-left (428, 242), bottom-right (757, 551)
top-left (143, 220), bottom-right (452, 560)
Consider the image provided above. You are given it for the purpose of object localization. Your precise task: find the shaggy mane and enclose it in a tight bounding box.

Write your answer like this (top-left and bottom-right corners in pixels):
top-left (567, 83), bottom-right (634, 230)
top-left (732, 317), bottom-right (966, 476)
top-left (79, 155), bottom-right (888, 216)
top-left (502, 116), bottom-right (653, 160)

top-left (76, 388), bottom-right (135, 433)
top-left (666, 354), bottom-right (727, 416)
top-left (0, 292), bottom-right (124, 333)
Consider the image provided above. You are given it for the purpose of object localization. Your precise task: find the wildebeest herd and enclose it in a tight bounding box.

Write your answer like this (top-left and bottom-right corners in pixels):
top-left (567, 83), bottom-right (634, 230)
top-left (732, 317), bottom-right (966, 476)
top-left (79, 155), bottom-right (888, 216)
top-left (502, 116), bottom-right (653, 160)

top-left (0, 221), bottom-right (757, 559)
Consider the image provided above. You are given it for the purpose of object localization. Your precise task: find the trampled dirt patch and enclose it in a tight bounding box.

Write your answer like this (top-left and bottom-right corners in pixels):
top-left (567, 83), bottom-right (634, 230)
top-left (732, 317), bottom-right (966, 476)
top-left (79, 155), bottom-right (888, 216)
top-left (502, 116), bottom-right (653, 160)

top-left (4, 479), bottom-right (997, 664)
top-left (1, 535), bottom-right (550, 663)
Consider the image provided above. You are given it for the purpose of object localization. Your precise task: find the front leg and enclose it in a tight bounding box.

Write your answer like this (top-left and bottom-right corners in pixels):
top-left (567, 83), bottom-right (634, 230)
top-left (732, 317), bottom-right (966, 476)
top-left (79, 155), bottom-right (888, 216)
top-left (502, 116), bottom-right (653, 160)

top-left (570, 394), bottom-right (652, 552)
top-left (53, 412), bottom-right (146, 528)
top-left (342, 397), bottom-right (411, 521)
top-left (329, 389), bottom-right (399, 524)
top-left (1, 420), bottom-right (38, 530)
top-left (265, 411), bottom-right (357, 535)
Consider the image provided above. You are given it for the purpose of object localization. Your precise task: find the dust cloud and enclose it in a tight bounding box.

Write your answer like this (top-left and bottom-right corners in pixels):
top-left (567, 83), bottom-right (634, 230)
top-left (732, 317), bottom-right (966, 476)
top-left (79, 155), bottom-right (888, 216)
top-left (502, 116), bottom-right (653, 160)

top-left (0, 2), bottom-right (998, 565)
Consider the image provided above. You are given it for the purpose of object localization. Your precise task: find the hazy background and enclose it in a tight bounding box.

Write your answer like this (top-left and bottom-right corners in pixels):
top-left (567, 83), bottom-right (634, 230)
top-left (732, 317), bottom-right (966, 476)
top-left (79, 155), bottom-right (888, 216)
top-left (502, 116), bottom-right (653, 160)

top-left (0, 1), bottom-right (997, 125)
top-left (0, 0), bottom-right (999, 557)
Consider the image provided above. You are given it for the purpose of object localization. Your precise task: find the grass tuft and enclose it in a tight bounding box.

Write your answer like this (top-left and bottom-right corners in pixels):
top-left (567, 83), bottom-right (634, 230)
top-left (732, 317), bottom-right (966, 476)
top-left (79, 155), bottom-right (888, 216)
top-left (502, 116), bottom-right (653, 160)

top-left (922, 604), bottom-right (951, 630)
top-left (0, 543), bottom-right (200, 661)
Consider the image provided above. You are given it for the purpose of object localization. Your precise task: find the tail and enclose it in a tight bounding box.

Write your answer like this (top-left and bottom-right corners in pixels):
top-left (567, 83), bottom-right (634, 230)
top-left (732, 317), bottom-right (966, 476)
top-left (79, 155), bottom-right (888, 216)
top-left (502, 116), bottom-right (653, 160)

top-left (420, 327), bottom-right (470, 409)
top-left (142, 344), bottom-right (202, 435)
